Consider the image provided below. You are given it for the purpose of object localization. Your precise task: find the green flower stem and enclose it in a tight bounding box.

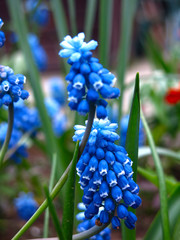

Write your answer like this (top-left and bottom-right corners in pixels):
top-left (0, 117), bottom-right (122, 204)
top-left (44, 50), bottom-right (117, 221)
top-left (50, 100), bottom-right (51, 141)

top-left (12, 105), bottom-right (96, 240)
top-left (0, 102), bottom-right (14, 167)
top-left (141, 110), bottom-right (170, 240)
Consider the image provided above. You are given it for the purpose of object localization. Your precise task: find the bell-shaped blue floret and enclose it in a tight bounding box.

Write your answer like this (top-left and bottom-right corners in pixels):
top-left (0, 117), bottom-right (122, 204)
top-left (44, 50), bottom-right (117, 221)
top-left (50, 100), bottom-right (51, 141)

top-left (115, 151), bottom-right (129, 165)
top-left (82, 152), bottom-right (91, 165)
top-left (131, 195), bottom-right (142, 209)
top-left (117, 175), bottom-right (130, 190)
top-left (113, 162), bottom-right (125, 177)
top-left (98, 160), bottom-right (108, 176)
top-left (111, 216), bottom-right (121, 229)
top-left (126, 211), bottom-right (137, 225)
top-left (123, 190), bottom-right (135, 207)
top-left (65, 70), bottom-right (77, 82)
top-left (93, 192), bottom-right (103, 207)
top-left (128, 179), bottom-right (139, 194)
top-left (20, 90), bottom-right (30, 100)
top-left (88, 156), bottom-right (98, 172)
top-left (124, 219), bottom-right (135, 230)
top-left (87, 88), bottom-right (99, 102)
top-left (96, 148), bottom-right (105, 160)
top-left (85, 202), bottom-right (99, 219)
top-left (99, 181), bottom-right (109, 198)
top-left (77, 100), bottom-right (89, 115)
top-left (124, 164), bottom-right (133, 178)
top-left (77, 220), bottom-right (90, 231)
top-left (97, 105), bottom-right (107, 119)
top-left (117, 204), bottom-right (128, 219)
top-left (80, 63), bottom-right (91, 74)
top-left (89, 72), bottom-right (103, 91)
top-left (99, 210), bottom-right (109, 224)
top-left (76, 159), bottom-right (85, 176)
top-left (105, 151), bottom-right (115, 165)
top-left (81, 166), bottom-right (93, 180)
top-left (93, 171), bottom-right (103, 185)
top-left (104, 198), bottom-right (115, 213)
top-left (106, 170), bottom-right (117, 187)
top-left (111, 186), bottom-right (122, 202)
top-left (90, 62), bottom-right (103, 72)
top-left (73, 74), bottom-right (85, 90)
top-left (2, 94), bottom-right (12, 105)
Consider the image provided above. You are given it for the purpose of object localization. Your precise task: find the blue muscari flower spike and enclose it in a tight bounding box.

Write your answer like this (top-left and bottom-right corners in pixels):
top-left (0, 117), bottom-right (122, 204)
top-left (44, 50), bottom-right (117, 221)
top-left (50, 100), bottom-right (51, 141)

top-left (120, 115), bottom-right (145, 147)
top-left (28, 33), bottom-right (48, 71)
top-left (0, 123), bottom-right (28, 164)
top-left (0, 18), bottom-right (6, 48)
top-left (0, 65), bottom-right (29, 107)
top-left (73, 118), bottom-right (141, 229)
top-left (76, 202), bottom-right (111, 239)
top-left (14, 192), bottom-right (38, 221)
top-left (59, 33), bottom-right (120, 118)
top-left (25, 0), bottom-right (50, 27)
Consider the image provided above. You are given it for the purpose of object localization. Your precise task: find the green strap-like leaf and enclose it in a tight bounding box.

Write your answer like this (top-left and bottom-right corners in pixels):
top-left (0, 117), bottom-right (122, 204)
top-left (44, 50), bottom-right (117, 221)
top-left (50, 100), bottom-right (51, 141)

top-left (67, 0), bottom-right (77, 35)
top-left (44, 186), bottom-right (64, 240)
top-left (144, 186), bottom-right (180, 240)
top-left (141, 111), bottom-right (170, 240)
top-left (122, 73), bottom-right (140, 240)
top-left (99, 0), bottom-right (113, 68)
top-left (62, 141), bottom-right (79, 240)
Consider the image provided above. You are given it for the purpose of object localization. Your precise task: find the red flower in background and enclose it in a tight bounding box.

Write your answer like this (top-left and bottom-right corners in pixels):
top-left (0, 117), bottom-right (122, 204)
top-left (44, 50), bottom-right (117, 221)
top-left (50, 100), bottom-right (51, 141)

top-left (165, 83), bottom-right (180, 105)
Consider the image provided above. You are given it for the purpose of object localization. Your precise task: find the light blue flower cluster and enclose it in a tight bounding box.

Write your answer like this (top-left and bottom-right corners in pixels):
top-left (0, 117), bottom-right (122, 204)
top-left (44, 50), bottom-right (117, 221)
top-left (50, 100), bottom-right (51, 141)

top-left (0, 65), bottom-right (29, 107)
top-left (25, 0), bottom-right (49, 27)
top-left (28, 33), bottom-right (48, 71)
top-left (14, 192), bottom-right (38, 221)
top-left (73, 118), bottom-right (141, 229)
top-left (59, 33), bottom-right (120, 118)
top-left (76, 203), bottom-right (111, 240)
top-left (120, 115), bottom-right (145, 148)
top-left (48, 77), bottom-right (66, 105)
top-left (0, 18), bottom-right (5, 48)
top-left (0, 123), bottom-right (28, 164)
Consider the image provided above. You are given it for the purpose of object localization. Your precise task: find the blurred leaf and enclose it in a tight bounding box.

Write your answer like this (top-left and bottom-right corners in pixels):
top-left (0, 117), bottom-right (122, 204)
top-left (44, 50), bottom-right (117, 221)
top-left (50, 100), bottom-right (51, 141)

top-left (62, 142), bottom-right (79, 240)
top-left (141, 111), bottom-right (170, 240)
top-left (117, 0), bottom-right (138, 121)
top-left (144, 186), bottom-right (180, 240)
top-left (172, 215), bottom-right (180, 240)
top-left (99, 0), bottom-right (113, 68)
top-left (44, 186), bottom-right (64, 240)
top-left (67, 0), bottom-right (77, 34)
top-left (84, 0), bottom-right (97, 41)
top-left (138, 166), bottom-right (179, 195)
top-left (122, 73), bottom-right (140, 240)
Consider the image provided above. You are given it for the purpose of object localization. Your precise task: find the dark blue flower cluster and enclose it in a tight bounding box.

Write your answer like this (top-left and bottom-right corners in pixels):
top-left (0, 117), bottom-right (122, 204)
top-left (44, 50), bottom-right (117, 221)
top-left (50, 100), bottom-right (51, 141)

top-left (120, 115), bottom-right (145, 148)
top-left (76, 203), bottom-right (111, 240)
top-left (14, 192), bottom-right (38, 221)
top-left (0, 65), bottom-right (29, 107)
top-left (25, 0), bottom-right (49, 27)
top-left (0, 18), bottom-right (5, 48)
top-left (0, 123), bottom-right (28, 164)
top-left (59, 33), bottom-right (120, 118)
top-left (73, 118), bottom-right (141, 229)
top-left (28, 34), bottom-right (48, 71)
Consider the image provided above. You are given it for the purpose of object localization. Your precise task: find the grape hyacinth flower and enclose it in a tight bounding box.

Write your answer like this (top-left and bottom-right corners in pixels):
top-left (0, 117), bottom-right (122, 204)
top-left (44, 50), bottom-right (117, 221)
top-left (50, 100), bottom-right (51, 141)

top-left (25, 0), bottom-right (50, 26)
top-left (0, 65), bottom-right (29, 107)
top-left (48, 76), bottom-right (66, 105)
top-left (120, 115), bottom-right (145, 148)
top-left (59, 33), bottom-right (120, 118)
top-left (0, 18), bottom-right (6, 48)
top-left (28, 33), bottom-right (48, 71)
top-left (0, 123), bottom-right (28, 164)
top-left (73, 118), bottom-right (141, 229)
top-left (14, 192), bottom-right (38, 221)
top-left (76, 203), bottom-right (111, 239)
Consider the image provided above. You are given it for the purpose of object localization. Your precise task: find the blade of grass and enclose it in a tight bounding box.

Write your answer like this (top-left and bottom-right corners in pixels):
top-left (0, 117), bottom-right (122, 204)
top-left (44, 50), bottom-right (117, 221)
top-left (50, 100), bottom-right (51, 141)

top-left (7, 0), bottom-right (58, 161)
top-left (117, 0), bottom-right (138, 122)
top-left (141, 111), bottom-right (170, 240)
top-left (67, 0), bottom-right (77, 34)
top-left (84, 0), bottom-right (97, 41)
top-left (44, 186), bottom-right (64, 240)
top-left (62, 142), bottom-right (79, 239)
top-left (49, 0), bottom-right (69, 74)
top-left (43, 154), bottom-right (57, 238)
top-left (99, 0), bottom-right (113, 68)
top-left (122, 73), bottom-right (140, 239)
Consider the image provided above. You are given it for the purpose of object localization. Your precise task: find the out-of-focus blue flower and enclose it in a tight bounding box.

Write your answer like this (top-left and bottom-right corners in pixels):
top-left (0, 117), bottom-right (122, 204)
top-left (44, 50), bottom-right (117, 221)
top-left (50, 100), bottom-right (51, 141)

top-left (0, 18), bottom-right (5, 48)
top-left (0, 65), bottom-right (29, 107)
top-left (28, 33), bottom-right (48, 71)
top-left (25, 0), bottom-right (49, 27)
top-left (14, 192), bottom-right (38, 221)
top-left (73, 118), bottom-right (141, 229)
top-left (120, 115), bottom-right (145, 148)
top-left (48, 77), bottom-right (66, 105)
top-left (45, 97), bottom-right (60, 118)
top-left (107, 103), bottom-right (119, 123)
top-left (76, 203), bottom-right (111, 239)
top-left (14, 100), bottom-right (41, 133)
top-left (0, 123), bottom-right (28, 163)
top-left (59, 33), bottom-right (120, 118)
top-left (52, 111), bottom-right (67, 137)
